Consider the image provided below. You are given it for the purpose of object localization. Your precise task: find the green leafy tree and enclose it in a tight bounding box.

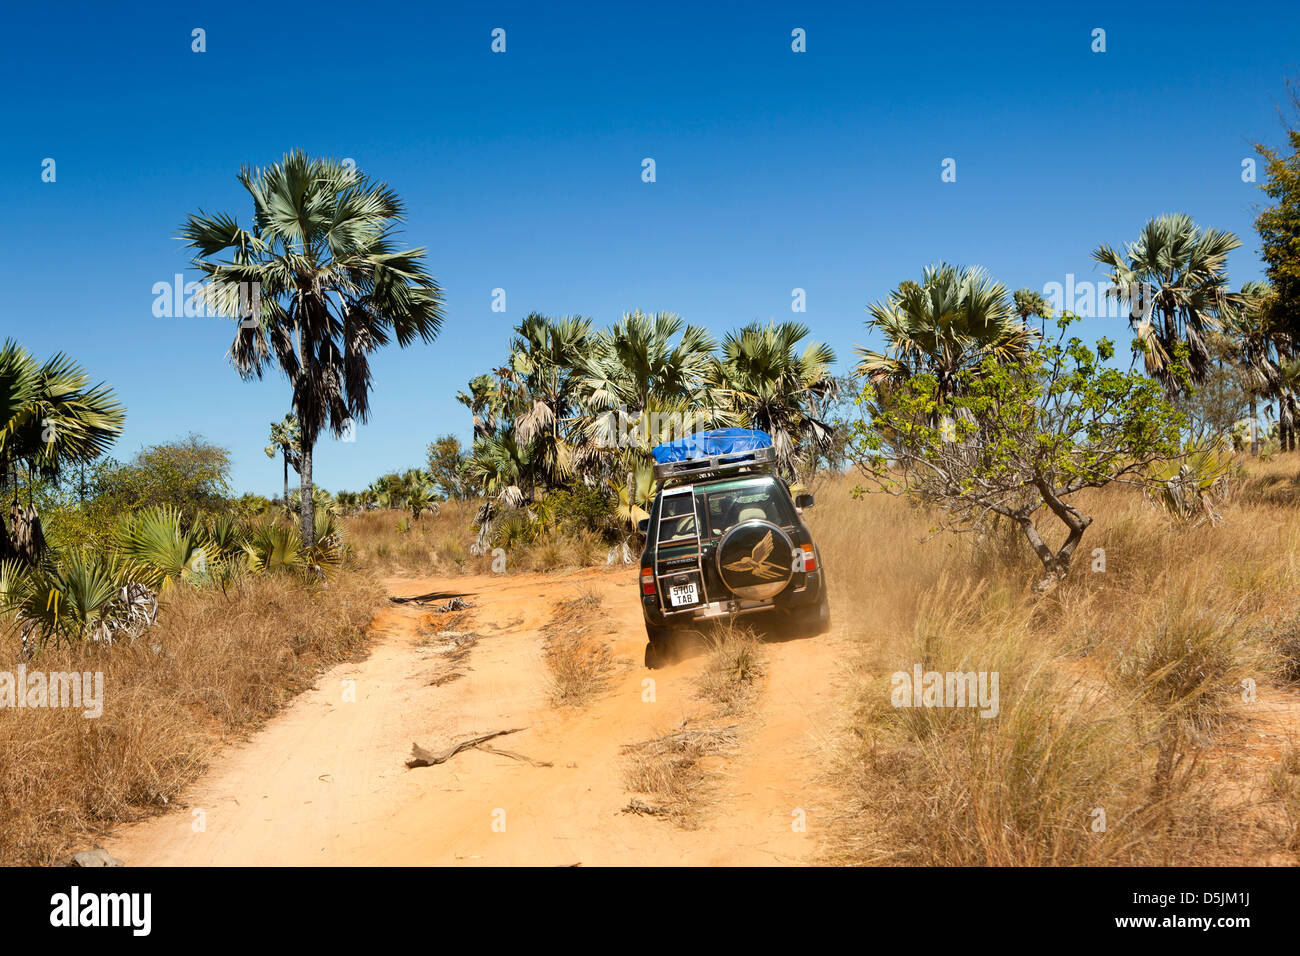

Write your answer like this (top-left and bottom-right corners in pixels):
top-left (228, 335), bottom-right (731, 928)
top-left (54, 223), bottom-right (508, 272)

top-left (95, 435), bottom-right (231, 517)
top-left (1255, 97), bottom-right (1300, 347)
top-left (180, 151), bottom-right (445, 544)
top-left (426, 435), bottom-right (473, 499)
top-left (1254, 95), bottom-right (1300, 450)
top-left (853, 315), bottom-right (1188, 586)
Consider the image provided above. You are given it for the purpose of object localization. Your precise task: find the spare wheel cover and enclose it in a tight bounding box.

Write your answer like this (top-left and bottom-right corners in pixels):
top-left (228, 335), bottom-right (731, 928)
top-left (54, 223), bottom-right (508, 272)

top-left (715, 519), bottom-right (795, 601)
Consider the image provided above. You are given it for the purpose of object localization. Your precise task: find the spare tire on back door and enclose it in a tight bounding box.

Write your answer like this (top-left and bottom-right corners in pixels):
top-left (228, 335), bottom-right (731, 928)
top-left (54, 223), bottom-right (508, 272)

top-left (715, 519), bottom-right (794, 601)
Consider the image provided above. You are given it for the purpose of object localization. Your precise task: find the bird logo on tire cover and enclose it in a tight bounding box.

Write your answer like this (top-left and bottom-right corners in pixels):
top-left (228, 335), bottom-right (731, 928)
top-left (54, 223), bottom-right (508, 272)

top-left (723, 530), bottom-right (787, 580)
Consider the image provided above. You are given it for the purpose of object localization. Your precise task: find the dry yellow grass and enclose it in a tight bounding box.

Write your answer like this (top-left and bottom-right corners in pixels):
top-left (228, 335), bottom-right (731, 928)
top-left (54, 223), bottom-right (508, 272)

top-left (810, 452), bottom-right (1300, 865)
top-left (622, 720), bottom-right (740, 826)
top-left (0, 571), bottom-right (383, 865)
top-left (695, 621), bottom-right (766, 715)
top-left (542, 586), bottom-right (615, 707)
top-left (344, 501), bottom-right (610, 576)
top-left (343, 501), bottom-right (482, 576)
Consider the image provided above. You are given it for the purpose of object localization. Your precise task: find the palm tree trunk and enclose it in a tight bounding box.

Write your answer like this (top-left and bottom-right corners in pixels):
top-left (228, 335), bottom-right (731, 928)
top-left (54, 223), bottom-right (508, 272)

top-left (282, 453), bottom-right (290, 513)
top-left (300, 438), bottom-right (315, 543)
top-left (1250, 396), bottom-right (1259, 456)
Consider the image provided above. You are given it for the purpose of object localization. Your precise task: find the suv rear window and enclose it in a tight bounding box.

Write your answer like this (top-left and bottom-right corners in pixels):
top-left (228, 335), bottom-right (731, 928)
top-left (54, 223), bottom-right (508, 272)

top-left (702, 481), bottom-right (790, 537)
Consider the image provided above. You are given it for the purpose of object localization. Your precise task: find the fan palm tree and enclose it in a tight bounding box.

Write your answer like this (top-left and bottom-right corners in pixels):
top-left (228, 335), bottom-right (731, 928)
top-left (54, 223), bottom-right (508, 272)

top-left (612, 460), bottom-right (656, 531)
top-left (574, 310), bottom-right (731, 484)
top-left (334, 490), bottom-right (363, 515)
top-left (711, 321), bottom-right (837, 477)
top-left (464, 429), bottom-right (532, 508)
top-left (243, 512), bottom-right (344, 580)
top-left (580, 394), bottom-right (738, 479)
top-left (180, 151), bottom-right (445, 543)
top-left (856, 263), bottom-right (1034, 403)
top-left (1, 550), bottom-right (145, 648)
top-left (503, 313), bottom-right (592, 488)
top-left (456, 374), bottom-right (503, 441)
top-left (463, 426), bottom-right (536, 555)
top-left (578, 310), bottom-right (717, 414)
top-left (0, 341), bottom-right (125, 562)
top-left (1220, 281), bottom-right (1282, 454)
top-left (264, 413), bottom-right (301, 511)
top-left (1092, 213), bottom-right (1246, 391)
top-left (116, 506), bottom-right (214, 591)
top-left (1012, 288), bottom-right (1054, 326)
top-left (397, 468), bottom-right (437, 519)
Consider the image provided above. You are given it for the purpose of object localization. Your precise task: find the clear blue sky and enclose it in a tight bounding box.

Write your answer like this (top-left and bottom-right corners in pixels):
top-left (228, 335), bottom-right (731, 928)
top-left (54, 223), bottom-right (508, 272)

top-left (1, 0), bottom-right (1297, 494)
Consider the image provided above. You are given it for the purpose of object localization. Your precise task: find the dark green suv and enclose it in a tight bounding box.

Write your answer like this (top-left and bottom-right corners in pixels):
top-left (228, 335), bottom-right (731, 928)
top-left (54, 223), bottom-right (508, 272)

top-left (637, 469), bottom-right (829, 668)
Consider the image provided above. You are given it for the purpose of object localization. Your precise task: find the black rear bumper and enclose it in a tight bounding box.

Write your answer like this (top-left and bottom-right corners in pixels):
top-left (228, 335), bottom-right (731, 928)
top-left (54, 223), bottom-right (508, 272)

top-left (641, 568), bottom-right (825, 628)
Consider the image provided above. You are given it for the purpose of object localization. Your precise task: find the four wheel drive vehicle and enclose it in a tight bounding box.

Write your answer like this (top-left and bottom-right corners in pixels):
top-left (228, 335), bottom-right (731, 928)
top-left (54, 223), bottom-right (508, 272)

top-left (637, 428), bottom-right (830, 667)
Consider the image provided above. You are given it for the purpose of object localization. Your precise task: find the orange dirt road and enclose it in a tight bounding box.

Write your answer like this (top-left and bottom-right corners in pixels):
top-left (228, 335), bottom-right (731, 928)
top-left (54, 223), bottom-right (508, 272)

top-left (104, 567), bottom-right (852, 866)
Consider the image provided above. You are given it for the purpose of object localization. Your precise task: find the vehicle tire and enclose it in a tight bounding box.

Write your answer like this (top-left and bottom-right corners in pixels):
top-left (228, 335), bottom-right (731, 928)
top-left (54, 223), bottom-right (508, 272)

top-left (644, 623), bottom-right (674, 668)
top-left (813, 588), bottom-right (831, 634)
top-left (795, 583), bottom-right (831, 635)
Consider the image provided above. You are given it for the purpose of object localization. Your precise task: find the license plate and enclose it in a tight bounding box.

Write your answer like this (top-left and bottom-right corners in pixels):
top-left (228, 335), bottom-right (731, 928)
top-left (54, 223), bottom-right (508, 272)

top-left (669, 582), bottom-right (699, 607)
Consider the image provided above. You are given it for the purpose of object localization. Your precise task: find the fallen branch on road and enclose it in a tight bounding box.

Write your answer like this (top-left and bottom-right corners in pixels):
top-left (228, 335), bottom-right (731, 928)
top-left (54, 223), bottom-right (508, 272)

top-left (406, 728), bottom-right (526, 768)
top-left (477, 743), bottom-right (553, 767)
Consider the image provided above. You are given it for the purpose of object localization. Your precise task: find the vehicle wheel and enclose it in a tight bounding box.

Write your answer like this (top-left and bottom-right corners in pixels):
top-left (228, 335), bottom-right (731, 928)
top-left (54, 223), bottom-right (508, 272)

top-left (644, 624), bottom-right (674, 668)
top-left (814, 589), bottom-right (831, 634)
top-left (796, 587), bottom-right (831, 635)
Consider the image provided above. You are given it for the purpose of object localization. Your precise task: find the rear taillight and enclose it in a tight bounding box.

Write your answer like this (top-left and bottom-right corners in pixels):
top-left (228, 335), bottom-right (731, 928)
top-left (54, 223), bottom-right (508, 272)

top-left (800, 543), bottom-right (816, 573)
top-left (640, 567), bottom-right (656, 595)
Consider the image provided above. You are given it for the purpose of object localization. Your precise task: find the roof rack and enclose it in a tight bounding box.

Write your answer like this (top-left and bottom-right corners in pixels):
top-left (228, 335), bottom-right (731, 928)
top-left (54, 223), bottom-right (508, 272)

top-left (652, 445), bottom-right (776, 483)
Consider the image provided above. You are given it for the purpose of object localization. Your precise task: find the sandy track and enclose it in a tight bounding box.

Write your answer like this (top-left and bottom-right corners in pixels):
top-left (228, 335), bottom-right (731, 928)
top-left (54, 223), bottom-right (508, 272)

top-left (104, 567), bottom-right (849, 866)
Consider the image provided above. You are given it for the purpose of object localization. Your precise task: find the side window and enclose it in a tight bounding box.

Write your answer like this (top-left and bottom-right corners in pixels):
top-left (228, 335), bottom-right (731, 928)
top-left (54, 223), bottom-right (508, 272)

top-left (657, 493), bottom-right (698, 543)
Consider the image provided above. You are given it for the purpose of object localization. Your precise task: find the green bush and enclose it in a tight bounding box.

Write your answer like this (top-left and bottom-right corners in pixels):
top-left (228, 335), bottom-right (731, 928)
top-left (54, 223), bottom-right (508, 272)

top-left (542, 484), bottom-right (616, 540)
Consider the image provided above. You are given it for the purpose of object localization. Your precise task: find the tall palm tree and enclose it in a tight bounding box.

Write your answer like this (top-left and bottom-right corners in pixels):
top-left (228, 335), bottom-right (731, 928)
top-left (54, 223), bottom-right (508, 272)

top-left (396, 468), bottom-right (437, 519)
top-left (711, 321), bottom-right (837, 477)
top-left (1278, 356), bottom-right (1300, 454)
top-left (579, 310), bottom-right (716, 413)
top-left (576, 309), bottom-right (729, 479)
top-left (856, 263), bottom-right (1034, 403)
top-left (463, 427), bottom-right (534, 555)
top-left (1092, 213), bottom-right (1246, 392)
top-left (502, 313), bottom-right (592, 489)
top-left (264, 413), bottom-right (301, 510)
top-left (1220, 281), bottom-right (1282, 454)
top-left (180, 151), bottom-right (445, 542)
top-left (464, 430), bottom-right (532, 508)
top-left (456, 373), bottom-right (503, 440)
top-left (0, 341), bottom-right (125, 562)
top-left (1012, 288), bottom-right (1055, 327)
